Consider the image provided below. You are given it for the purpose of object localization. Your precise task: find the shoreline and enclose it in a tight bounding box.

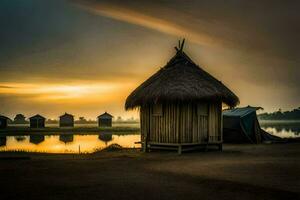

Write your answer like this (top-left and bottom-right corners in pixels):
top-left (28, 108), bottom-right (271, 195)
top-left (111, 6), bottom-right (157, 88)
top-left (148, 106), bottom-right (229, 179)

top-left (0, 126), bottom-right (140, 136)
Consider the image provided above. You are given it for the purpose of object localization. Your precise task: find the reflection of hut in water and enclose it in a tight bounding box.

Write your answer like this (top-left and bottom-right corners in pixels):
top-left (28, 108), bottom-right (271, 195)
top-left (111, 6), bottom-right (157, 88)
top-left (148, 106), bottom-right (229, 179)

top-left (30, 134), bottom-right (45, 144)
top-left (98, 132), bottom-right (113, 144)
top-left (0, 136), bottom-right (6, 146)
top-left (15, 136), bottom-right (26, 142)
top-left (0, 115), bottom-right (9, 129)
top-left (97, 112), bottom-right (113, 127)
top-left (59, 134), bottom-right (74, 144)
top-left (59, 113), bottom-right (74, 127)
top-left (125, 40), bottom-right (239, 153)
top-left (29, 115), bottom-right (46, 128)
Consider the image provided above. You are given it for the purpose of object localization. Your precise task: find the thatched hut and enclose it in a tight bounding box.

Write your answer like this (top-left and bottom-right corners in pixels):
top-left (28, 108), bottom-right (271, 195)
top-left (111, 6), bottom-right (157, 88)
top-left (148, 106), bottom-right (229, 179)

top-left (29, 114), bottom-right (46, 128)
top-left (125, 40), bottom-right (239, 153)
top-left (59, 113), bottom-right (74, 127)
top-left (98, 112), bottom-right (113, 127)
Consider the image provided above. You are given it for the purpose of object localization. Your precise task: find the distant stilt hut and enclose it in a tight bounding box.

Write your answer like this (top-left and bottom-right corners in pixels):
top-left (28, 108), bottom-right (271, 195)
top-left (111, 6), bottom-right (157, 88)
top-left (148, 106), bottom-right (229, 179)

top-left (125, 40), bottom-right (239, 153)
top-left (29, 114), bottom-right (46, 128)
top-left (0, 115), bottom-right (9, 129)
top-left (59, 113), bottom-right (74, 127)
top-left (97, 112), bottom-right (113, 127)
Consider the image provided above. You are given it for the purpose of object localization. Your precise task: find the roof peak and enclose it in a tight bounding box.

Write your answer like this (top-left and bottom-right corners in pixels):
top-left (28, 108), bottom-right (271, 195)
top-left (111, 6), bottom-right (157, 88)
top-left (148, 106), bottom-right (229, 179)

top-left (175, 39), bottom-right (185, 52)
top-left (125, 40), bottom-right (239, 110)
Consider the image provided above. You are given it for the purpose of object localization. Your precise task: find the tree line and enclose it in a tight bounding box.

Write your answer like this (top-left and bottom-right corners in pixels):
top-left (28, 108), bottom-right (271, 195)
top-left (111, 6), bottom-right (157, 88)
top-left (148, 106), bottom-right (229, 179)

top-left (258, 107), bottom-right (300, 120)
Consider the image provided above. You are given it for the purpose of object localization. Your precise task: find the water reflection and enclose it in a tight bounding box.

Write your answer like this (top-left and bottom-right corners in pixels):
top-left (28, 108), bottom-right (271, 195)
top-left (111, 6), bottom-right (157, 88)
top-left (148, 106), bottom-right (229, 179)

top-left (98, 132), bottom-right (113, 145)
top-left (0, 136), bottom-right (6, 146)
top-left (30, 134), bottom-right (45, 144)
top-left (0, 133), bottom-right (140, 153)
top-left (59, 134), bottom-right (74, 144)
top-left (15, 136), bottom-right (26, 142)
top-left (260, 121), bottom-right (300, 138)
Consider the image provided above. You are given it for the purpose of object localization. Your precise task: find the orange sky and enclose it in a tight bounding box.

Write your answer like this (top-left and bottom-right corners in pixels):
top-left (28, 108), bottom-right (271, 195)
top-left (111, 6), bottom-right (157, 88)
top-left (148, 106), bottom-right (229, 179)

top-left (0, 0), bottom-right (299, 120)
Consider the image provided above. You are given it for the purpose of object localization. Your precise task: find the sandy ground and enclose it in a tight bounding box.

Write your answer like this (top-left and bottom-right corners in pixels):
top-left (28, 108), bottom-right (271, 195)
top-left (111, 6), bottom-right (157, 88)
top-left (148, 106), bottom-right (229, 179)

top-left (0, 143), bottom-right (299, 200)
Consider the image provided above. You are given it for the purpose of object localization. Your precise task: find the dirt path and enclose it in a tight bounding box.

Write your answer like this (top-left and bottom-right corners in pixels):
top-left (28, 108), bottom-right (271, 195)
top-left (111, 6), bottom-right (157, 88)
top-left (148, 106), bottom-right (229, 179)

top-left (0, 143), bottom-right (299, 200)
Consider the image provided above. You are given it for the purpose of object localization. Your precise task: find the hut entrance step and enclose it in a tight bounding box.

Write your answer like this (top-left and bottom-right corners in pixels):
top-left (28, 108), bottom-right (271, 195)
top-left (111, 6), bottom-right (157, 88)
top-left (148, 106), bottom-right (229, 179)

top-left (147, 142), bottom-right (222, 154)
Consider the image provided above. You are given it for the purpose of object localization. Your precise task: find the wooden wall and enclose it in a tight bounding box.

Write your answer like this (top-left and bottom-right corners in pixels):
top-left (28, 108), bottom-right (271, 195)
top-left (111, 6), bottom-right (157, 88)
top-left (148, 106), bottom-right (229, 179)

top-left (140, 102), bottom-right (222, 145)
top-left (98, 119), bottom-right (112, 127)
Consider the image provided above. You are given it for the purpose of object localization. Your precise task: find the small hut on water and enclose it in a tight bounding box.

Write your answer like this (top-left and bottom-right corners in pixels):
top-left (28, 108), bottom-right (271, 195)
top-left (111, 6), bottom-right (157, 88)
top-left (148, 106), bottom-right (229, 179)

top-left (0, 115), bottom-right (9, 129)
top-left (98, 112), bottom-right (113, 127)
top-left (125, 40), bottom-right (239, 153)
top-left (59, 113), bottom-right (74, 127)
top-left (29, 114), bottom-right (46, 128)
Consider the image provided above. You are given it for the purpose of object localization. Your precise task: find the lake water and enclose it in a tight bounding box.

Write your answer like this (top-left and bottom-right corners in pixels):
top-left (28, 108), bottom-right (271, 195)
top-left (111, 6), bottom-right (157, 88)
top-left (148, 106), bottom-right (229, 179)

top-left (259, 120), bottom-right (300, 138)
top-left (0, 133), bottom-right (141, 154)
top-left (0, 121), bottom-right (299, 154)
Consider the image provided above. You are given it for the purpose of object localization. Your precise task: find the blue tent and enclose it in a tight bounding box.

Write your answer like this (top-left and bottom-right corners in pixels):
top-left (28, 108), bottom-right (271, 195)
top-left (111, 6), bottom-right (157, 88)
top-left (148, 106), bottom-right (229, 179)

top-left (223, 106), bottom-right (281, 143)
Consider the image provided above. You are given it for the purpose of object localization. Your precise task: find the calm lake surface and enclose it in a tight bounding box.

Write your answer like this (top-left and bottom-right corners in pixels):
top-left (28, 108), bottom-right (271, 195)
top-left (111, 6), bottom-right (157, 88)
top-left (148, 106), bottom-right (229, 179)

top-left (0, 121), bottom-right (299, 153)
top-left (0, 133), bottom-right (140, 153)
top-left (259, 120), bottom-right (300, 138)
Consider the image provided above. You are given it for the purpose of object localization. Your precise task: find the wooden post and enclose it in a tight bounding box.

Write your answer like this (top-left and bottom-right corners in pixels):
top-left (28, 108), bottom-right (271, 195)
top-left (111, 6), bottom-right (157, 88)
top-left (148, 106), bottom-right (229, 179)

top-left (178, 145), bottom-right (182, 155)
top-left (143, 140), bottom-right (147, 153)
top-left (219, 144), bottom-right (223, 151)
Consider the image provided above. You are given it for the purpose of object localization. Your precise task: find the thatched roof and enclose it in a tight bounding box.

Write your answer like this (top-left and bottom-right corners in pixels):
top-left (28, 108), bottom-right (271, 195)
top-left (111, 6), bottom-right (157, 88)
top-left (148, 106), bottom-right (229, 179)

top-left (125, 41), bottom-right (239, 110)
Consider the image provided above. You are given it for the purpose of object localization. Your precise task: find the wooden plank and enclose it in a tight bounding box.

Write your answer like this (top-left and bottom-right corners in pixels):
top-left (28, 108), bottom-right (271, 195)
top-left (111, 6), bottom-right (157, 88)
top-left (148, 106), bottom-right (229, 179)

top-left (148, 142), bottom-right (207, 146)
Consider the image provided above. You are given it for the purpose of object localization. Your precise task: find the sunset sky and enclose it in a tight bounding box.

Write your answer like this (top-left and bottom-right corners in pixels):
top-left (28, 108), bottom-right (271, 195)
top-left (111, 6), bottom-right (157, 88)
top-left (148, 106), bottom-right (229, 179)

top-left (0, 0), bottom-right (299, 120)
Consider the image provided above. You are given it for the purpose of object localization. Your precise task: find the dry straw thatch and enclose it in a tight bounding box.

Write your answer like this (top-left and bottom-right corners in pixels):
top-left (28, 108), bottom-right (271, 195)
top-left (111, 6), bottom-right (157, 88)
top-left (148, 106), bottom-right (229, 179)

top-left (125, 40), bottom-right (239, 110)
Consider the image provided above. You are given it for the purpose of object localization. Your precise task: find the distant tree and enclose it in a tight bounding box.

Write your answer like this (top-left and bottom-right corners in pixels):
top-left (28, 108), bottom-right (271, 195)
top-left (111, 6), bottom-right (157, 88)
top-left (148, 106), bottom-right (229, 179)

top-left (79, 117), bottom-right (86, 121)
top-left (13, 114), bottom-right (27, 124)
top-left (258, 107), bottom-right (300, 120)
top-left (78, 117), bottom-right (87, 123)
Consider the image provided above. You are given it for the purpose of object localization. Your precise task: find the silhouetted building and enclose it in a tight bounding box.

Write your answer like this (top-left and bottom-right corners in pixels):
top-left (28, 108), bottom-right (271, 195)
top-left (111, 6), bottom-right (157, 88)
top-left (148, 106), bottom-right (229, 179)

top-left (0, 115), bottom-right (9, 129)
top-left (125, 40), bottom-right (239, 153)
top-left (29, 114), bottom-right (46, 128)
top-left (98, 112), bottom-right (113, 127)
top-left (14, 114), bottom-right (27, 124)
top-left (59, 113), bottom-right (74, 127)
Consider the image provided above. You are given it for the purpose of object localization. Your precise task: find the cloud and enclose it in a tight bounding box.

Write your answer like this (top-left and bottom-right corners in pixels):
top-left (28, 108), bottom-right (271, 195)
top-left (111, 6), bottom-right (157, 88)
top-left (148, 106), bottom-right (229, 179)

top-left (73, 0), bottom-right (300, 60)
